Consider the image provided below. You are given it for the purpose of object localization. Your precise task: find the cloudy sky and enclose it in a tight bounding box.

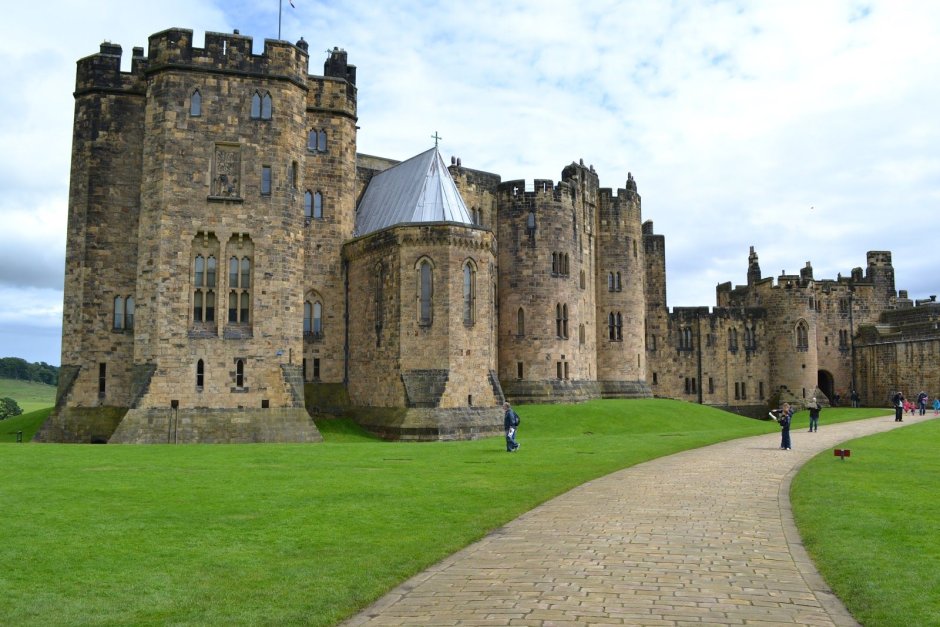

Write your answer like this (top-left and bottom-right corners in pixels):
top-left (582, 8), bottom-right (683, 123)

top-left (2, 0), bottom-right (939, 366)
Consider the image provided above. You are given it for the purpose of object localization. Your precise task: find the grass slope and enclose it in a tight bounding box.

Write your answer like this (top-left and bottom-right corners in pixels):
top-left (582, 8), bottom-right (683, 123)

top-left (0, 407), bottom-right (51, 442)
top-left (1, 399), bottom-right (776, 626)
top-left (791, 418), bottom-right (940, 626)
top-left (0, 377), bottom-right (56, 413)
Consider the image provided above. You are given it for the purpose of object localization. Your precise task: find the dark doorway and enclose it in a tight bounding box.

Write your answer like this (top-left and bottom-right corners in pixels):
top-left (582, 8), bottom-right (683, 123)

top-left (818, 370), bottom-right (834, 402)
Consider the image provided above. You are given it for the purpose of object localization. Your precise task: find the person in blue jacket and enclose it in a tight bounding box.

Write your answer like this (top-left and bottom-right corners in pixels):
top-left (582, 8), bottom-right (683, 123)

top-left (503, 402), bottom-right (520, 452)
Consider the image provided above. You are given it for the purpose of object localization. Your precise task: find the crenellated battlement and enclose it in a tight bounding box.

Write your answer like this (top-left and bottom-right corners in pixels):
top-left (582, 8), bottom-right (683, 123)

top-left (496, 178), bottom-right (574, 204)
top-left (75, 28), bottom-right (358, 96)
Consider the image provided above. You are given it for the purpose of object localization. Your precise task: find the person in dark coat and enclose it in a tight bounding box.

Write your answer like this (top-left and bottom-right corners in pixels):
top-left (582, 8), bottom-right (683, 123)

top-left (778, 402), bottom-right (793, 450)
top-left (808, 397), bottom-right (821, 432)
top-left (892, 391), bottom-right (904, 422)
top-left (503, 402), bottom-right (520, 452)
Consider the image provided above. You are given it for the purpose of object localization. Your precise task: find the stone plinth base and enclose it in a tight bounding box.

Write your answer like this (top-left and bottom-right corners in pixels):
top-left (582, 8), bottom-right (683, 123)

top-left (108, 407), bottom-right (322, 443)
top-left (351, 406), bottom-right (503, 441)
top-left (33, 406), bottom-right (129, 443)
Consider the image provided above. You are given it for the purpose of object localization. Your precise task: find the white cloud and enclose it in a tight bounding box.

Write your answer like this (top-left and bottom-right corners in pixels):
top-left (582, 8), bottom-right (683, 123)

top-left (2, 0), bottom-right (939, 364)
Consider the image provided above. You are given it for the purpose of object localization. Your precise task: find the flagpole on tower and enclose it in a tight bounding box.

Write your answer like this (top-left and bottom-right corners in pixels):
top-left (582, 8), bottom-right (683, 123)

top-left (278, 0), bottom-right (282, 40)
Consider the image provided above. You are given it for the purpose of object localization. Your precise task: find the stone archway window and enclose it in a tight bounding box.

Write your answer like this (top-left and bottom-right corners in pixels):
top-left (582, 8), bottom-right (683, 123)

top-left (313, 192), bottom-right (323, 219)
top-left (190, 89), bottom-right (201, 117)
top-left (196, 359), bottom-right (205, 390)
top-left (416, 258), bottom-right (434, 325)
top-left (235, 359), bottom-right (245, 388)
top-left (304, 191), bottom-right (313, 219)
top-left (463, 261), bottom-right (476, 326)
top-left (517, 307), bottom-right (525, 336)
top-left (796, 320), bottom-right (809, 351)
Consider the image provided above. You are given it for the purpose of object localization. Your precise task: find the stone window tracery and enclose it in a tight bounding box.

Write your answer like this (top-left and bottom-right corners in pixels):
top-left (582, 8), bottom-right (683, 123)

top-left (463, 260), bottom-right (476, 326)
top-left (191, 234), bottom-right (220, 331)
top-left (795, 320), bottom-right (809, 351)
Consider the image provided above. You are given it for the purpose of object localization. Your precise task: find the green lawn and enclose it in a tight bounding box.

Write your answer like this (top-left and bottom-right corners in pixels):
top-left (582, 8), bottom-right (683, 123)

top-left (791, 418), bottom-right (940, 627)
top-left (2, 399), bottom-right (777, 626)
top-left (0, 377), bottom-right (56, 413)
top-left (0, 399), bottom-right (925, 626)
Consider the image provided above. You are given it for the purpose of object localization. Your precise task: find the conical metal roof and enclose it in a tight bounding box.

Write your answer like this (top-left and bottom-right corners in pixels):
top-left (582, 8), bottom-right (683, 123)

top-left (354, 147), bottom-right (472, 237)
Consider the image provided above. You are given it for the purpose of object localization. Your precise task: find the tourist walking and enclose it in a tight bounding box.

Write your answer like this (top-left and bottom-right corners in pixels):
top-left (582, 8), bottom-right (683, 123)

top-left (892, 391), bottom-right (905, 422)
top-left (917, 391), bottom-right (928, 415)
top-left (808, 397), bottom-right (821, 432)
top-left (776, 402), bottom-right (793, 450)
top-left (933, 397), bottom-right (940, 416)
top-left (851, 389), bottom-right (860, 407)
top-left (503, 402), bottom-right (520, 452)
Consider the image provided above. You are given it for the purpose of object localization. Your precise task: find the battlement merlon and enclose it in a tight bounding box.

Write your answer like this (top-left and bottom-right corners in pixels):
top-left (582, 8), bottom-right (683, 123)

top-left (76, 29), bottom-right (350, 95)
top-left (497, 178), bottom-right (573, 203)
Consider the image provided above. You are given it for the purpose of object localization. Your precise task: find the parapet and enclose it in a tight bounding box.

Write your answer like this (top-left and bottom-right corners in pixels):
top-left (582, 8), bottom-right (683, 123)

top-left (76, 28), bottom-right (321, 95)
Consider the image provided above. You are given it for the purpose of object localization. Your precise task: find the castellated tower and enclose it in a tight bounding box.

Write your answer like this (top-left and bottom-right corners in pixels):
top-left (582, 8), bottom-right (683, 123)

top-left (595, 172), bottom-right (649, 396)
top-left (496, 161), bottom-right (651, 403)
top-left (38, 29), bottom-right (360, 442)
top-left (301, 45), bottom-right (359, 388)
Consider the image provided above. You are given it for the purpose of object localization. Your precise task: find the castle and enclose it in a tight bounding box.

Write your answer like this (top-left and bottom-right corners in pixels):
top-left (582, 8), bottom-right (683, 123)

top-left (37, 28), bottom-right (940, 443)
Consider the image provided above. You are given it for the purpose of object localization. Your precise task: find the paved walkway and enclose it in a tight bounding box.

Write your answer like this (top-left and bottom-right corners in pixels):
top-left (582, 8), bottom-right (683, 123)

top-left (342, 412), bottom-right (936, 626)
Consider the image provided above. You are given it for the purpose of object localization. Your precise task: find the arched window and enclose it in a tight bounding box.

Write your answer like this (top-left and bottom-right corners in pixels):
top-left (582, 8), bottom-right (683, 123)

top-left (563, 254), bottom-right (570, 276)
top-left (307, 130), bottom-right (318, 151)
top-left (304, 301), bottom-right (312, 334)
top-left (241, 257), bottom-right (251, 288)
top-left (196, 359), bottom-right (204, 390)
top-left (206, 256), bottom-right (216, 287)
top-left (615, 312), bottom-right (623, 341)
top-left (562, 304), bottom-right (569, 338)
top-left (113, 296), bottom-right (124, 329)
top-left (192, 232), bottom-right (220, 328)
top-left (235, 359), bottom-right (245, 388)
top-left (374, 264), bottom-right (385, 341)
top-left (313, 192), bottom-right (323, 219)
top-left (608, 272), bottom-right (615, 291)
top-left (318, 129), bottom-right (327, 152)
top-left (261, 92), bottom-right (272, 119)
top-left (190, 89), bottom-right (201, 117)
top-left (463, 262), bottom-right (475, 326)
top-left (250, 92), bottom-right (261, 119)
top-left (226, 251), bottom-right (252, 324)
top-left (556, 304), bottom-right (563, 338)
top-left (194, 255), bottom-right (204, 287)
top-left (796, 320), bottom-right (809, 351)
top-left (517, 307), bottom-right (525, 336)
top-left (312, 301), bottom-right (322, 336)
top-left (526, 211), bottom-right (536, 235)
top-left (616, 272), bottom-right (622, 291)
top-left (417, 259), bottom-right (433, 325)
top-left (304, 191), bottom-right (313, 219)
top-left (608, 312), bottom-right (616, 340)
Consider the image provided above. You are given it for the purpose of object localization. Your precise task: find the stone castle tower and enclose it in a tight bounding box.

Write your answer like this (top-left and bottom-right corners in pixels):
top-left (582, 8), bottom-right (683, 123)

top-left (40, 27), bottom-right (931, 442)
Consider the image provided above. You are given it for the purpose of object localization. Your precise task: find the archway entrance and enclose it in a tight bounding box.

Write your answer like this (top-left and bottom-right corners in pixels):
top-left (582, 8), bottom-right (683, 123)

top-left (817, 370), bottom-right (834, 403)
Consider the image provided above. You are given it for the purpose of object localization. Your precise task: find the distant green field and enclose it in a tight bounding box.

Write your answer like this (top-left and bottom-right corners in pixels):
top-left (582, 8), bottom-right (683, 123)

top-left (0, 377), bottom-right (56, 413)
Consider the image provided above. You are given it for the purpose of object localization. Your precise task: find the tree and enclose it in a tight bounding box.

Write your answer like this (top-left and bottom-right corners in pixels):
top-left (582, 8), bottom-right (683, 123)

top-left (0, 397), bottom-right (23, 420)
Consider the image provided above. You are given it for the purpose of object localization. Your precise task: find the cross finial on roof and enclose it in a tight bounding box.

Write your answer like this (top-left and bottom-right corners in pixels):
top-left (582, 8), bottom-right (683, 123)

top-left (431, 131), bottom-right (442, 148)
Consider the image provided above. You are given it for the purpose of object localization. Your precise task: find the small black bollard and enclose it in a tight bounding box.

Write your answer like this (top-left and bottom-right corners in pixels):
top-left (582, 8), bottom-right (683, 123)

top-left (16, 431), bottom-right (23, 443)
